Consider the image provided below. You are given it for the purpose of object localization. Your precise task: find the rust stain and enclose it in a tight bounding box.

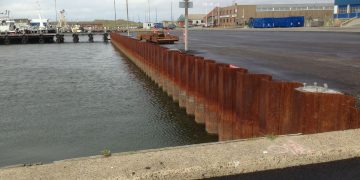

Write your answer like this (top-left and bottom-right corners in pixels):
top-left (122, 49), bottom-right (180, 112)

top-left (110, 33), bottom-right (360, 141)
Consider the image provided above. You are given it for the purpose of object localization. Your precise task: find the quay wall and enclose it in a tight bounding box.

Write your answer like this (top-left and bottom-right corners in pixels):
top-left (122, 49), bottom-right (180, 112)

top-left (110, 33), bottom-right (360, 141)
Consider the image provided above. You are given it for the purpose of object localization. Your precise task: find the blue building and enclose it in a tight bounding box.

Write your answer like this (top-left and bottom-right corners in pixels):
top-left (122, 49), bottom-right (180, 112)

top-left (334, 0), bottom-right (360, 18)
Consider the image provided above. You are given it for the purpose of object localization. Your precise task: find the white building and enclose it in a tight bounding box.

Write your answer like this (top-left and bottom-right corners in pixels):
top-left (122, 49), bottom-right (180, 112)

top-left (188, 14), bottom-right (206, 26)
top-left (143, 22), bottom-right (154, 30)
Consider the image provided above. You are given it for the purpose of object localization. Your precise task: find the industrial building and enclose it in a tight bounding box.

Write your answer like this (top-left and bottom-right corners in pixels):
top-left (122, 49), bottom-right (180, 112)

top-left (206, 3), bottom-right (334, 27)
top-left (334, 0), bottom-right (360, 18)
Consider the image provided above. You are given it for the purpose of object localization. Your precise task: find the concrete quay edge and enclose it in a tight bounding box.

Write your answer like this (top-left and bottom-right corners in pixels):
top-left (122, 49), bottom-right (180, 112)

top-left (0, 128), bottom-right (360, 179)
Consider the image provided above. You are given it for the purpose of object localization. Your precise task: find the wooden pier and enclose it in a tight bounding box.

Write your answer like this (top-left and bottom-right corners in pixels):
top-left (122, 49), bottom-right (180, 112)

top-left (0, 33), bottom-right (109, 45)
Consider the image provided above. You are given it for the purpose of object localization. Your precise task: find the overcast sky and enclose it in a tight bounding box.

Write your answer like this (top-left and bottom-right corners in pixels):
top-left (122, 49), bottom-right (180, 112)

top-left (1, 0), bottom-right (333, 22)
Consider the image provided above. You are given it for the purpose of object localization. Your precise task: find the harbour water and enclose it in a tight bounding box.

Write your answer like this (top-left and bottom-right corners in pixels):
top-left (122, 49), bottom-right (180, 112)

top-left (0, 36), bottom-right (217, 167)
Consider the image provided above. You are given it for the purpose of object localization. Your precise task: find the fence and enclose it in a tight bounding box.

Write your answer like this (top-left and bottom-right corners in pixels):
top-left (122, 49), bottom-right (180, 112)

top-left (111, 33), bottom-right (360, 141)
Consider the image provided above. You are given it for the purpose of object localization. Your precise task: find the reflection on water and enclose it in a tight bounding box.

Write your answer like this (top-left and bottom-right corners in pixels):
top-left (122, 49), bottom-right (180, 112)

top-left (0, 35), bottom-right (217, 167)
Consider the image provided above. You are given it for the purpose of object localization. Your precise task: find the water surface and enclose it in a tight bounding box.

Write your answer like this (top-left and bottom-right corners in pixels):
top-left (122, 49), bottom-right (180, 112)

top-left (0, 36), bottom-right (217, 167)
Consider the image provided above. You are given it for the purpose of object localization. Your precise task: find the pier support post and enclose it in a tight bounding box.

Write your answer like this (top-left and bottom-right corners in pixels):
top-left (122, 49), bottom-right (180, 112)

top-left (73, 34), bottom-right (79, 43)
top-left (21, 35), bottom-right (28, 44)
top-left (103, 33), bottom-right (109, 42)
top-left (4, 35), bottom-right (10, 45)
top-left (39, 34), bottom-right (45, 44)
top-left (88, 33), bottom-right (94, 43)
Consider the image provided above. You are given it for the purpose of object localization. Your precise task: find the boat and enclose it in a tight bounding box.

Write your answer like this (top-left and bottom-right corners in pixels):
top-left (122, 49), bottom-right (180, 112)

top-left (71, 24), bottom-right (83, 33)
top-left (29, 14), bottom-right (56, 33)
top-left (0, 18), bottom-right (16, 34)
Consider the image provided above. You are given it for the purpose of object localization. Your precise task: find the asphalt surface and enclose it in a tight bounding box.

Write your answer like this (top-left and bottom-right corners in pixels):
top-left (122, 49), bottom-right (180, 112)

top-left (212, 157), bottom-right (360, 180)
top-left (166, 30), bottom-right (360, 103)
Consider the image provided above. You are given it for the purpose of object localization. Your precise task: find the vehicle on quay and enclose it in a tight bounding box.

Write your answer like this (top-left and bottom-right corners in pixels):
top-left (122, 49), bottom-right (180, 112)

top-left (137, 29), bottom-right (179, 44)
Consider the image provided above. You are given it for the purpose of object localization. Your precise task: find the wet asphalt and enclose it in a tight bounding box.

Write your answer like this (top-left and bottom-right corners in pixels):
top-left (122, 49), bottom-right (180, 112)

top-left (164, 30), bottom-right (360, 103)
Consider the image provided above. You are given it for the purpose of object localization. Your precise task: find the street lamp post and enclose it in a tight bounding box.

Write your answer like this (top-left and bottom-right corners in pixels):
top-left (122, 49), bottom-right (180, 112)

top-left (114, 0), bottom-right (117, 26)
top-left (55, 0), bottom-right (57, 22)
top-left (126, 0), bottom-right (130, 36)
top-left (184, 0), bottom-right (189, 51)
top-left (148, 0), bottom-right (151, 22)
top-left (205, 3), bottom-right (208, 27)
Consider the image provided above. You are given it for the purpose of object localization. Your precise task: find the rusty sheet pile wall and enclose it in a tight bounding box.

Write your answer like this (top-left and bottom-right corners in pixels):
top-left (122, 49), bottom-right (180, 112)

top-left (111, 33), bottom-right (360, 141)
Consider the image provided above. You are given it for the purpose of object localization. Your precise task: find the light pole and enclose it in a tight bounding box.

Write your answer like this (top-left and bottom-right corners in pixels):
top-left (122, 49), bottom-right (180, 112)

top-left (171, 1), bottom-right (173, 22)
top-left (205, 2), bottom-right (208, 27)
top-left (55, 0), bottom-right (57, 22)
top-left (126, 0), bottom-right (130, 36)
top-left (114, 0), bottom-right (117, 26)
top-left (148, 0), bottom-right (151, 22)
top-left (184, 0), bottom-right (189, 51)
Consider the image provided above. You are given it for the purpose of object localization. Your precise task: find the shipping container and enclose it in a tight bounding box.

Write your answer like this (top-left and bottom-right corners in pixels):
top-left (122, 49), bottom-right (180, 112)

top-left (250, 16), bottom-right (305, 28)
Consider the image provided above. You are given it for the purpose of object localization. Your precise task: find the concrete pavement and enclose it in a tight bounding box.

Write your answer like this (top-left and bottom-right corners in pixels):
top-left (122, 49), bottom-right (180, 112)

top-left (164, 30), bottom-right (360, 104)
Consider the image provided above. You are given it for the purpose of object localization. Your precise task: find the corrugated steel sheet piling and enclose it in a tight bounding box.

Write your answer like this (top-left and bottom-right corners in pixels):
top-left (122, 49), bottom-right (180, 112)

top-left (204, 61), bottom-right (218, 134)
top-left (218, 67), bottom-right (238, 141)
top-left (158, 47), bottom-right (167, 90)
top-left (350, 108), bottom-right (360, 129)
top-left (232, 69), bottom-right (248, 139)
top-left (292, 88), bottom-right (356, 134)
top-left (110, 33), bottom-right (360, 141)
top-left (259, 81), bottom-right (303, 136)
top-left (194, 58), bottom-right (206, 124)
top-left (162, 50), bottom-right (172, 95)
top-left (172, 52), bottom-right (182, 103)
top-left (166, 51), bottom-right (176, 97)
top-left (185, 55), bottom-right (198, 116)
top-left (178, 54), bottom-right (190, 109)
top-left (234, 74), bottom-right (272, 139)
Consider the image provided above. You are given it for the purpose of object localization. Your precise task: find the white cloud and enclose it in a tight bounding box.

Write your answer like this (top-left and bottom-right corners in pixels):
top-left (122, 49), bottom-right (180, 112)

top-left (0, 0), bottom-right (334, 22)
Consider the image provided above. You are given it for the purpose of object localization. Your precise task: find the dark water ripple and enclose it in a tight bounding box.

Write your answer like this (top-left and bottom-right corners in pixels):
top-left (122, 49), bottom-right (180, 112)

top-left (0, 36), bottom-right (217, 167)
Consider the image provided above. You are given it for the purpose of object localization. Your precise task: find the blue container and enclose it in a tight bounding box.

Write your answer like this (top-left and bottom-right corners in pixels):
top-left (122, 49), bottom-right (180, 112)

top-left (335, 0), bottom-right (360, 6)
top-left (250, 16), bottom-right (304, 28)
top-left (153, 23), bottom-right (164, 29)
top-left (335, 13), bottom-right (360, 19)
